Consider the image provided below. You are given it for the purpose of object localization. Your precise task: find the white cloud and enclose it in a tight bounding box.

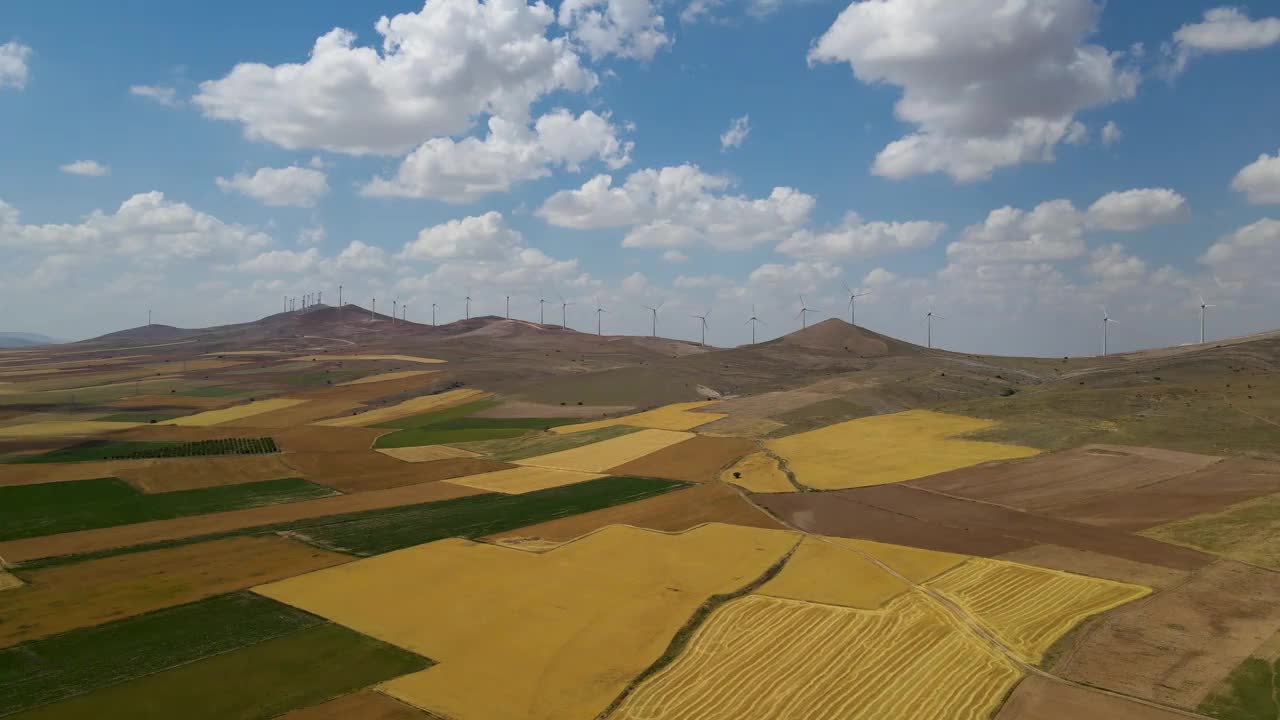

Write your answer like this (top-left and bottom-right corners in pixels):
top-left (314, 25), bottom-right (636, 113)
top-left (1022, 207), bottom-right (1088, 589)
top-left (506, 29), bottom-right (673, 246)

top-left (948, 200), bottom-right (1087, 264)
top-left (361, 110), bottom-right (631, 202)
top-left (0, 192), bottom-right (270, 261)
top-left (1101, 120), bottom-right (1122, 145)
top-left (129, 84), bottom-right (181, 107)
top-left (216, 166), bottom-right (330, 208)
top-left (334, 240), bottom-right (389, 272)
top-left (746, 260), bottom-right (840, 293)
top-left (1200, 217), bottom-right (1280, 286)
top-left (539, 164), bottom-right (815, 250)
top-left (297, 225), bottom-right (326, 245)
top-left (720, 114), bottom-right (750, 151)
top-left (1086, 188), bottom-right (1189, 231)
top-left (558, 0), bottom-right (671, 61)
top-left (0, 41), bottom-right (32, 90)
top-left (1088, 243), bottom-right (1147, 287)
top-left (239, 247), bottom-right (321, 274)
top-left (194, 0), bottom-right (596, 155)
top-left (809, 0), bottom-right (1139, 181)
top-left (778, 212), bottom-right (945, 261)
top-left (238, 240), bottom-right (388, 275)
top-left (1165, 6), bottom-right (1280, 77)
top-left (674, 274), bottom-right (729, 288)
top-left (662, 249), bottom-right (688, 263)
top-left (1231, 149), bottom-right (1280, 204)
top-left (400, 211), bottom-right (523, 261)
top-left (59, 160), bottom-right (110, 177)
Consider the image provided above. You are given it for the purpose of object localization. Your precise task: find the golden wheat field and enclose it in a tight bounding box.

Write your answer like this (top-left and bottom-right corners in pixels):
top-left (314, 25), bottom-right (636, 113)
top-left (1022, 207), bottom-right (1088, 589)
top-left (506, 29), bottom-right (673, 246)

top-left (336, 369), bottom-right (436, 385)
top-left (445, 466), bottom-right (606, 494)
top-left (294, 354), bottom-right (446, 365)
top-left (376, 445), bottom-right (480, 462)
top-left (0, 569), bottom-right (23, 591)
top-left (551, 401), bottom-right (726, 434)
top-left (926, 558), bottom-right (1151, 663)
top-left (0, 420), bottom-right (140, 437)
top-left (164, 398), bottom-right (309, 427)
top-left (515, 428), bottom-right (694, 472)
top-left (312, 388), bottom-right (488, 427)
top-left (765, 409), bottom-right (1039, 490)
top-left (613, 592), bottom-right (1022, 720)
top-left (720, 452), bottom-right (794, 493)
top-left (255, 523), bottom-right (799, 720)
top-left (759, 538), bottom-right (909, 609)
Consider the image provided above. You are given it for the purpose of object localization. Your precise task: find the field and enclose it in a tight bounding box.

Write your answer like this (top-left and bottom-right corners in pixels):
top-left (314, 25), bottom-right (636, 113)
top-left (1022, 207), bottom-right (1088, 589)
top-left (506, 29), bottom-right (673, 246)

top-left (765, 410), bottom-right (1039, 489)
top-left (720, 451), bottom-right (795, 493)
top-left (256, 524), bottom-right (799, 720)
top-left (550, 400), bottom-right (726, 434)
top-left (0, 420), bottom-right (139, 437)
top-left (312, 389), bottom-right (489, 427)
top-left (336, 369), bottom-right (436, 385)
top-left (0, 476), bottom-right (336, 541)
top-left (1142, 493), bottom-right (1280, 570)
top-left (165, 398), bottom-right (309, 426)
top-left (515, 428), bottom-right (694, 472)
top-left (294, 354), bottom-right (446, 364)
top-left (376, 445), bottom-right (480, 462)
top-left (7, 436), bottom-right (278, 463)
top-left (0, 568), bottom-right (21, 590)
top-left (758, 537), bottom-right (913, 609)
top-left (445, 466), bottom-right (605, 494)
top-left (1198, 650), bottom-right (1280, 720)
top-left (612, 592), bottom-right (1022, 720)
top-left (280, 451), bottom-right (512, 492)
top-left (115, 454), bottom-right (302, 492)
top-left (995, 677), bottom-right (1190, 720)
top-left (279, 692), bottom-right (430, 719)
top-left (608, 435), bottom-right (755, 482)
top-left (454, 424), bottom-right (640, 461)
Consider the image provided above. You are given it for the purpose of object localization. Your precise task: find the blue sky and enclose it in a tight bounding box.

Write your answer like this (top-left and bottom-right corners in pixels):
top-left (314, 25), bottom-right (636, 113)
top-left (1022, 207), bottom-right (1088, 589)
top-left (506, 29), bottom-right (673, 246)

top-left (1, 0), bottom-right (1278, 355)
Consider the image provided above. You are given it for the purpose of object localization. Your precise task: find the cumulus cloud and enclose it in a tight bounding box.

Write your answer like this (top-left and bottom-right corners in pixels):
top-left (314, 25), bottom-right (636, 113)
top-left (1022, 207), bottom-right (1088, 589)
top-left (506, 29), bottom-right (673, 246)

top-left (720, 114), bottom-right (750, 151)
top-left (538, 164), bottom-right (815, 250)
top-left (361, 110), bottom-right (632, 202)
top-left (239, 247), bottom-right (321, 274)
top-left (297, 225), bottom-right (326, 245)
top-left (129, 84), bottom-right (181, 107)
top-left (662, 249), bottom-right (688, 263)
top-left (399, 211), bottom-right (523, 261)
top-left (216, 166), bottom-right (330, 208)
top-left (194, 0), bottom-right (596, 155)
top-left (1101, 120), bottom-right (1122, 145)
top-left (1164, 6), bottom-right (1280, 77)
top-left (558, 0), bottom-right (670, 61)
top-left (1231, 149), bottom-right (1280, 204)
top-left (59, 160), bottom-right (110, 177)
top-left (778, 212), bottom-right (945, 261)
top-left (809, 0), bottom-right (1139, 181)
top-left (1088, 242), bottom-right (1147, 287)
top-left (1200, 217), bottom-right (1280, 287)
top-left (0, 41), bottom-right (32, 90)
top-left (1086, 188), bottom-right (1189, 231)
top-left (238, 240), bottom-right (388, 275)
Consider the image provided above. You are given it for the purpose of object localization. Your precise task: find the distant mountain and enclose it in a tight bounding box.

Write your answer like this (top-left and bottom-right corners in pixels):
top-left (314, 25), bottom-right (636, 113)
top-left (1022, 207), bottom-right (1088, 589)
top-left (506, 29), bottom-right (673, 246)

top-left (0, 332), bottom-right (63, 348)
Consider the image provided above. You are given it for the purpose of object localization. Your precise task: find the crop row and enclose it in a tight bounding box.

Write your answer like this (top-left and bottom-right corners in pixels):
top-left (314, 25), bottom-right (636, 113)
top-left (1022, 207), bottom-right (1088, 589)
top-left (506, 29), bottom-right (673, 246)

top-left (115, 437), bottom-right (279, 459)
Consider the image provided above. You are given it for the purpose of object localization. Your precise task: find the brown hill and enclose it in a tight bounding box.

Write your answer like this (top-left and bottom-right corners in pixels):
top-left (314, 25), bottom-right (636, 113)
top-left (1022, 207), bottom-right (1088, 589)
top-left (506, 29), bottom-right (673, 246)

top-left (767, 319), bottom-right (922, 357)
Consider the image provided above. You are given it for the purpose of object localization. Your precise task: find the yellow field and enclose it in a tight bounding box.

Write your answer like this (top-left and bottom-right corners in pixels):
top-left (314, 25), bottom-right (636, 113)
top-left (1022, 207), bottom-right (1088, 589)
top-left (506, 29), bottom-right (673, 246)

top-left (551, 401), bottom-right (726, 434)
top-left (255, 523), bottom-right (799, 720)
top-left (516, 428), bottom-right (694, 472)
top-left (0, 420), bottom-right (139, 437)
top-left (294, 354), bottom-right (446, 365)
top-left (613, 592), bottom-right (1022, 720)
top-left (0, 570), bottom-right (22, 591)
top-left (760, 538), bottom-right (908, 609)
top-left (312, 389), bottom-right (488, 427)
top-left (720, 452), bottom-right (794, 493)
top-left (376, 445), bottom-right (480, 463)
top-left (842, 537), bottom-right (968, 583)
top-left (336, 370), bottom-right (435, 386)
top-left (927, 558), bottom-right (1151, 663)
top-left (446, 466), bottom-right (605, 494)
top-left (765, 410), bottom-right (1038, 489)
top-left (164, 398), bottom-right (308, 427)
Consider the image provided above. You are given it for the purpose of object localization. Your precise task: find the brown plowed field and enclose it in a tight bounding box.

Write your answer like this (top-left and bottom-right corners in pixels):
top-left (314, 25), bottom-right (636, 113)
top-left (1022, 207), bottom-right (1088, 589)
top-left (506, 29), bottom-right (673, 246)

top-left (227, 399), bottom-right (365, 428)
top-left (277, 691), bottom-right (430, 719)
top-left (1048, 457), bottom-right (1280, 531)
top-left (996, 544), bottom-right (1189, 589)
top-left (107, 394), bottom-right (230, 409)
top-left (754, 490), bottom-right (1034, 557)
top-left (994, 677), bottom-right (1189, 720)
top-left (117, 455), bottom-right (301, 492)
top-left (909, 445), bottom-right (1219, 512)
top-left (607, 435), bottom-right (755, 483)
top-left (0, 459), bottom-right (155, 487)
top-left (1054, 559), bottom-right (1280, 709)
top-left (0, 479), bottom-right (486, 564)
top-left (841, 484), bottom-right (1213, 571)
top-left (282, 452), bottom-right (513, 492)
top-left (0, 535), bottom-right (349, 648)
top-left (483, 483), bottom-right (781, 547)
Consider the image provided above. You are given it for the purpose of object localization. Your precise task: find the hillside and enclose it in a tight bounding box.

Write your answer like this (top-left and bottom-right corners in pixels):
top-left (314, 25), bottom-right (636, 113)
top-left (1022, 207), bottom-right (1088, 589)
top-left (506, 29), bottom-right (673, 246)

top-left (0, 332), bottom-right (61, 348)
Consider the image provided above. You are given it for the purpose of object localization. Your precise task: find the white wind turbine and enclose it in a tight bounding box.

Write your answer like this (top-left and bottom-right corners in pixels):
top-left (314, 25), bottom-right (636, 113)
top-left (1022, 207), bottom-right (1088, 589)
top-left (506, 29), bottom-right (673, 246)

top-left (539, 289), bottom-right (548, 325)
top-left (559, 293), bottom-right (573, 330)
top-left (796, 295), bottom-right (818, 329)
top-left (1101, 305), bottom-right (1118, 356)
top-left (745, 304), bottom-right (766, 345)
top-left (843, 282), bottom-right (870, 326)
top-left (464, 291), bottom-right (472, 320)
top-left (1198, 294), bottom-right (1216, 344)
top-left (691, 308), bottom-right (712, 346)
top-left (431, 302), bottom-right (438, 326)
top-left (595, 296), bottom-right (606, 336)
top-left (925, 302), bottom-right (945, 349)
top-left (642, 301), bottom-right (664, 337)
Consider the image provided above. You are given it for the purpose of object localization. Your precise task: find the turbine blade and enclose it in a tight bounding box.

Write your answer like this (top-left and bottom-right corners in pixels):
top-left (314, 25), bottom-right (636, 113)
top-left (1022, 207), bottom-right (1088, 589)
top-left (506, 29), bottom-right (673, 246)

top-left (842, 280), bottom-right (852, 294)
top-left (705, 307), bottom-right (713, 319)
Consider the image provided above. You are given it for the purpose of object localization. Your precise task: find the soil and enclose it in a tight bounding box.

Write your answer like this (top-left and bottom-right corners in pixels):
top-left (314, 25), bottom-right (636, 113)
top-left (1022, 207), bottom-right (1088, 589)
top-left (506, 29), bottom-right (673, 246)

top-left (107, 394), bottom-right (231, 409)
top-left (1054, 559), bottom-right (1280, 709)
top-left (117, 455), bottom-right (303, 493)
top-left (0, 459), bottom-right (158, 487)
top-left (995, 544), bottom-right (1190, 589)
top-left (228, 400), bottom-right (366, 428)
top-left (994, 676), bottom-right (1189, 719)
top-left (608, 435), bottom-right (756, 483)
top-left (277, 691), bottom-right (430, 719)
top-left (281, 452), bottom-right (514, 493)
top-left (473, 401), bottom-right (635, 419)
top-left (482, 483), bottom-right (781, 546)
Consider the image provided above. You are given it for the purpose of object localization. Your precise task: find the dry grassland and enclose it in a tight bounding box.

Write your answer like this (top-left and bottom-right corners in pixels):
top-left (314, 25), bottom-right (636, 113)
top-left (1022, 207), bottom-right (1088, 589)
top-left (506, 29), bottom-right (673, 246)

top-left (165, 398), bottom-right (309, 427)
top-left (516, 428), bottom-right (693, 473)
top-left (294, 354), bottom-right (446, 365)
top-left (141, 359), bottom-right (247, 373)
top-left (447, 466), bottom-right (606, 494)
top-left (760, 538), bottom-right (908, 609)
top-left (721, 452), bottom-right (794, 493)
top-left (928, 558), bottom-right (1151, 663)
top-left (551, 401), bottom-right (726, 434)
top-left (255, 523), bottom-right (799, 720)
top-left (766, 410), bottom-right (1039, 490)
top-left (337, 370), bottom-right (435, 386)
top-left (695, 415), bottom-right (786, 438)
top-left (613, 592), bottom-right (1022, 720)
top-left (312, 389), bottom-right (488, 427)
top-left (0, 420), bottom-right (139, 438)
top-left (376, 445), bottom-right (479, 462)
top-left (0, 569), bottom-right (22, 591)
top-left (117, 454), bottom-right (301, 493)
top-left (0, 535), bottom-right (348, 647)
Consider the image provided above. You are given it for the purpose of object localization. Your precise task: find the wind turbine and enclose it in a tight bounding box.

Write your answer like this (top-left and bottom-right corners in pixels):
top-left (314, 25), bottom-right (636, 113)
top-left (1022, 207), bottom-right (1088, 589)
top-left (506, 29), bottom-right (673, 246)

top-left (559, 294), bottom-right (573, 330)
top-left (392, 299), bottom-right (398, 325)
top-left (464, 292), bottom-right (471, 320)
top-left (1198, 294), bottom-right (1216, 344)
top-left (505, 295), bottom-right (510, 320)
top-left (843, 282), bottom-right (870, 326)
top-left (594, 296), bottom-right (605, 336)
top-left (796, 296), bottom-right (817, 329)
top-left (1101, 306), bottom-right (1118, 356)
top-left (641, 301), bottom-right (664, 337)
top-left (431, 302), bottom-right (438, 326)
top-left (371, 298), bottom-right (376, 321)
top-left (691, 308), bottom-right (712, 346)
top-left (539, 290), bottom-right (548, 325)
top-left (745, 304), bottom-right (765, 345)
top-left (925, 303), bottom-right (945, 349)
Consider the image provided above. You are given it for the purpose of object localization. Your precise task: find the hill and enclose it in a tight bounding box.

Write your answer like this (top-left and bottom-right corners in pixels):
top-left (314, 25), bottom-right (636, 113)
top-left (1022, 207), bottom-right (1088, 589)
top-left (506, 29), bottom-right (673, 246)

top-left (0, 332), bottom-right (62, 348)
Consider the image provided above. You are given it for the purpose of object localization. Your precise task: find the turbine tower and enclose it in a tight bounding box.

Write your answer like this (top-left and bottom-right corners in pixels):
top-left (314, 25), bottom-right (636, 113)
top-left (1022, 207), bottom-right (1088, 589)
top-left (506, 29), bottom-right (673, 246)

top-left (843, 282), bottom-right (870, 326)
top-left (392, 299), bottom-right (398, 325)
top-left (595, 296), bottom-right (605, 336)
top-left (338, 285), bottom-right (343, 320)
top-left (925, 304), bottom-right (945, 349)
top-left (559, 294), bottom-right (573, 330)
top-left (283, 296), bottom-right (287, 314)
top-left (539, 290), bottom-right (547, 325)
top-left (318, 290), bottom-right (322, 306)
top-left (1199, 295), bottom-right (1216, 344)
top-left (371, 298), bottom-right (376, 321)
top-left (403, 304), bottom-right (408, 323)
top-left (796, 296), bottom-right (817, 329)
top-left (465, 292), bottom-right (471, 320)
top-left (641, 302), bottom-right (664, 337)
top-left (691, 308), bottom-right (712, 346)
top-left (505, 295), bottom-right (510, 320)
top-left (432, 302), bottom-right (438, 326)
top-left (1101, 306), bottom-right (1118, 356)
top-left (745, 305), bottom-right (765, 345)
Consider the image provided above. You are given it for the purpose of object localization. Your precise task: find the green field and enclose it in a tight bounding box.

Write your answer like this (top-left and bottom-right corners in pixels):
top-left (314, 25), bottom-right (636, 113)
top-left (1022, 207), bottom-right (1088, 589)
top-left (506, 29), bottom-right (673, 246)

top-left (10, 624), bottom-right (430, 720)
top-left (371, 399), bottom-right (580, 449)
top-left (0, 477), bottom-right (337, 541)
top-left (1198, 656), bottom-right (1280, 720)
top-left (7, 437), bottom-right (278, 464)
top-left (454, 425), bottom-right (641, 461)
top-left (0, 592), bottom-right (323, 716)
top-left (1142, 494), bottom-right (1280, 571)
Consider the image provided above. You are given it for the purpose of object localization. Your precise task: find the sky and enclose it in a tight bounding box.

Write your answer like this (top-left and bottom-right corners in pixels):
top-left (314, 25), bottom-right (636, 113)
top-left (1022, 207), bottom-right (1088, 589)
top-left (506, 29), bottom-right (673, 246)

top-left (1, 0), bottom-right (1278, 355)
